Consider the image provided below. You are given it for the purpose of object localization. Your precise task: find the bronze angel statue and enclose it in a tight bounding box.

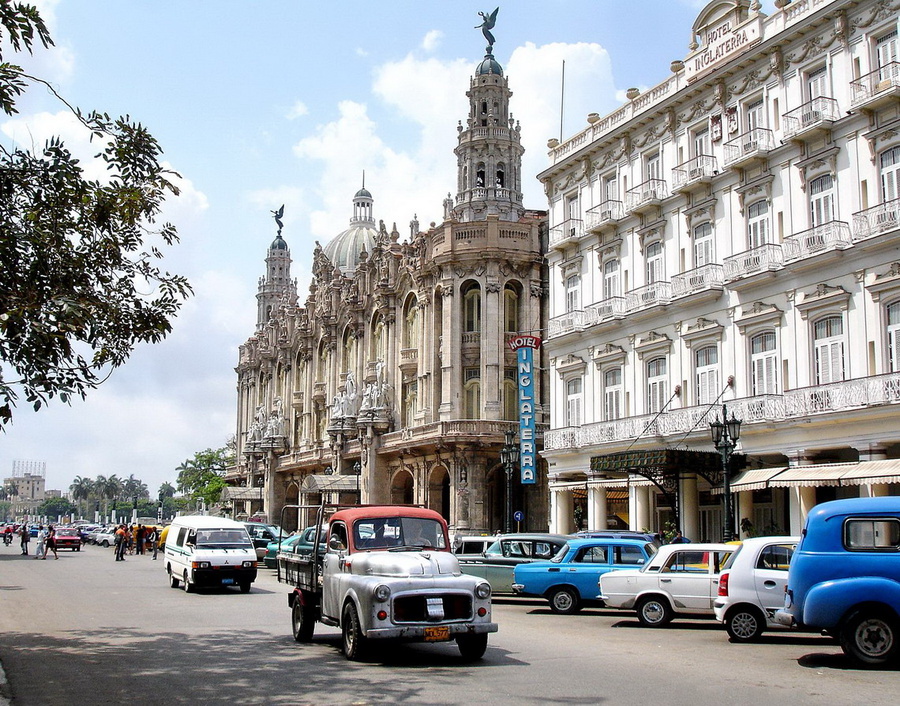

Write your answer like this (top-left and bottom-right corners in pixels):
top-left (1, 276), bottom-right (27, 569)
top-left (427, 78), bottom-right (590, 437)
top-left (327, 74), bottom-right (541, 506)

top-left (476, 8), bottom-right (499, 48)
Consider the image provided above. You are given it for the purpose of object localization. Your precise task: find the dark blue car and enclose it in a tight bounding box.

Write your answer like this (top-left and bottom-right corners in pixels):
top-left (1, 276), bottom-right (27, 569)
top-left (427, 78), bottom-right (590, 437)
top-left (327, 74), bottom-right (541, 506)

top-left (512, 537), bottom-right (657, 614)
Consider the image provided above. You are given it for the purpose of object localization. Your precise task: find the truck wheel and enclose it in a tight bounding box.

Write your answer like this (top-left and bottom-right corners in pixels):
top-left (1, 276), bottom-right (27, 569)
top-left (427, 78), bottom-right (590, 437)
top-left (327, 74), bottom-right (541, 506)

top-left (292, 600), bottom-right (315, 642)
top-left (726, 606), bottom-right (765, 642)
top-left (182, 570), bottom-right (193, 593)
top-left (548, 587), bottom-right (581, 615)
top-left (457, 633), bottom-right (488, 660)
top-left (239, 581), bottom-right (252, 594)
top-left (636, 596), bottom-right (672, 627)
top-left (168, 568), bottom-right (180, 589)
top-left (840, 609), bottom-right (898, 666)
top-left (342, 603), bottom-right (368, 661)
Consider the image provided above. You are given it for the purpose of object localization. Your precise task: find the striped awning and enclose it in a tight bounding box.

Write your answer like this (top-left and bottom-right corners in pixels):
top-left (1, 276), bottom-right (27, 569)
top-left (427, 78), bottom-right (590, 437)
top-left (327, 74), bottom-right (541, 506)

top-left (711, 467), bottom-right (788, 494)
top-left (300, 474), bottom-right (359, 493)
top-left (769, 463), bottom-right (872, 488)
top-left (716, 459), bottom-right (900, 492)
top-left (824, 459), bottom-right (900, 487)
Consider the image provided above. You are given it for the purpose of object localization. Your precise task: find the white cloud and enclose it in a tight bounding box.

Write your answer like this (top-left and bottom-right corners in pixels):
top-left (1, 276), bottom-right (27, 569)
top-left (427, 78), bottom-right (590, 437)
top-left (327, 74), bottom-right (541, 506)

top-left (286, 100), bottom-right (309, 120)
top-left (421, 30), bottom-right (443, 52)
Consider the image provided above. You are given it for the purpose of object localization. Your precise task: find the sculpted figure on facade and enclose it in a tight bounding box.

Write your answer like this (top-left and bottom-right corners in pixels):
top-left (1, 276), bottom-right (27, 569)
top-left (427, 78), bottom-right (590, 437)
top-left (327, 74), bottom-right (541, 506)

top-left (266, 397), bottom-right (286, 437)
top-left (251, 405), bottom-right (267, 442)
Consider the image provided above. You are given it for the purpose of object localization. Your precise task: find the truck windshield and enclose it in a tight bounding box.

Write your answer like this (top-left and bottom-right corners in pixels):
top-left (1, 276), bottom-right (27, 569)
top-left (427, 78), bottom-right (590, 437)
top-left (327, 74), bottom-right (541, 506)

top-left (195, 529), bottom-right (254, 549)
top-left (353, 517), bottom-right (447, 550)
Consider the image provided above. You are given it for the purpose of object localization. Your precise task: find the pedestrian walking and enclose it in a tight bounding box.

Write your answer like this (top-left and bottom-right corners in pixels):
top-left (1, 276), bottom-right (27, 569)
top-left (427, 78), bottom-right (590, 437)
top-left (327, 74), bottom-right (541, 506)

top-left (149, 526), bottom-right (159, 560)
top-left (34, 525), bottom-right (46, 559)
top-left (45, 525), bottom-right (58, 559)
top-left (19, 525), bottom-right (30, 555)
top-left (136, 525), bottom-right (145, 555)
top-left (114, 524), bottom-right (128, 561)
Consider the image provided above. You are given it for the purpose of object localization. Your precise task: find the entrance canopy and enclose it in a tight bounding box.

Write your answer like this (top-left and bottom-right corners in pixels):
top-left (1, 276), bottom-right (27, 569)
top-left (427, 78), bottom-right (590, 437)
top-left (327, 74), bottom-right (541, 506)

top-left (299, 474), bottom-right (359, 493)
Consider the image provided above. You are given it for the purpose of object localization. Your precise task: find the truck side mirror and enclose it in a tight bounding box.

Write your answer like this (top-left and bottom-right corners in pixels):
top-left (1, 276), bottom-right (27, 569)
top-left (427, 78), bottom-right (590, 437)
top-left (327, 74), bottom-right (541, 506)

top-left (329, 535), bottom-right (346, 552)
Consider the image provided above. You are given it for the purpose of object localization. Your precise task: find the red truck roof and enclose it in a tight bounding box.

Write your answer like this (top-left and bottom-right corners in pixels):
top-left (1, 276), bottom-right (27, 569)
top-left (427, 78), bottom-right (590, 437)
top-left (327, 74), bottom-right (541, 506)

top-left (330, 505), bottom-right (448, 527)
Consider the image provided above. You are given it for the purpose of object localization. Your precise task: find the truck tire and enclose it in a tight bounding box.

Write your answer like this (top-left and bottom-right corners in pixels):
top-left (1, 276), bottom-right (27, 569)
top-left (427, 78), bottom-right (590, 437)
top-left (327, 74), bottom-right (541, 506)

top-left (182, 570), bottom-right (193, 593)
top-left (840, 609), bottom-right (898, 666)
top-left (548, 587), bottom-right (582, 615)
top-left (168, 567), bottom-right (179, 589)
top-left (457, 633), bottom-right (488, 660)
top-left (239, 581), bottom-right (252, 594)
top-left (342, 602), bottom-right (368, 661)
top-left (726, 605), bottom-right (765, 642)
top-left (292, 599), bottom-right (315, 642)
top-left (636, 595), bottom-right (672, 627)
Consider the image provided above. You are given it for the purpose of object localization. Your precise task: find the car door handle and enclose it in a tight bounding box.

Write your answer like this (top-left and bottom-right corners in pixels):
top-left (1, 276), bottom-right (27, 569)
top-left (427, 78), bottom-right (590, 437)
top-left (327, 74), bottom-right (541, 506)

top-left (549, 568), bottom-right (560, 572)
top-left (764, 580), bottom-right (777, 588)
top-left (661, 578), bottom-right (672, 583)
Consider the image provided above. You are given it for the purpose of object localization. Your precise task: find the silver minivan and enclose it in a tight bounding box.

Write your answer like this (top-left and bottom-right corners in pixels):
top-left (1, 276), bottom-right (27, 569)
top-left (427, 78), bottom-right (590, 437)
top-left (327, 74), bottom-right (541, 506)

top-left (164, 516), bottom-right (258, 593)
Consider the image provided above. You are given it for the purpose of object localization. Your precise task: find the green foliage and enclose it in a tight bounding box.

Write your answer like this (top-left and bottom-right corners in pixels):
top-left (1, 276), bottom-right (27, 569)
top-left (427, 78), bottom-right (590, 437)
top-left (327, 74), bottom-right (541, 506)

top-left (0, 3), bottom-right (191, 427)
top-left (36, 496), bottom-right (74, 518)
top-left (176, 447), bottom-right (233, 506)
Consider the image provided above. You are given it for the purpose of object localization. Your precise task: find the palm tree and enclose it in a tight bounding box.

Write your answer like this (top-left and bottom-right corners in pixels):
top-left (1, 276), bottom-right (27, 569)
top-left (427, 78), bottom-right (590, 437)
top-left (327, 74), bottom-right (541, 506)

top-left (69, 476), bottom-right (94, 519)
top-left (159, 482), bottom-right (176, 499)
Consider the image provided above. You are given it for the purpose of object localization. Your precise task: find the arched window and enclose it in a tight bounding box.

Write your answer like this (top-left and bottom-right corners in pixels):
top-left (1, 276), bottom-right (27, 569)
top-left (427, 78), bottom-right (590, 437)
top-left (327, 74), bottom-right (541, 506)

top-left (476, 162), bottom-right (486, 187)
top-left (887, 302), bottom-right (900, 372)
top-left (814, 315), bottom-right (845, 384)
top-left (464, 374), bottom-right (481, 419)
top-left (603, 259), bottom-right (620, 300)
top-left (647, 357), bottom-right (668, 414)
top-left (809, 174), bottom-right (835, 227)
top-left (463, 284), bottom-right (481, 333)
top-left (693, 223), bottom-right (714, 267)
top-left (565, 274), bottom-right (580, 313)
top-left (566, 378), bottom-right (583, 426)
top-left (371, 316), bottom-right (386, 362)
top-left (342, 329), bottom-right (356, 373)
top-left (695, 345), bottom-right (718, 405)
top-left (747, 200), bottom-right (770, 248)
top-left (502, 375), bottom-right (517, 421)
top-left (496, 162), bottom-right (506, 188)
top-left (881, 145), bottom-right (900, 202)
top-left (646, 241), bottom-right (664, 284)
top-left (751, 331), bottom-right (778, 395)
top-left (403, 297), bottom-right (419, 349)
top-left (604, 368), bottom-right (623, 421)
top-left (504, 286), bottom-right (519, 334)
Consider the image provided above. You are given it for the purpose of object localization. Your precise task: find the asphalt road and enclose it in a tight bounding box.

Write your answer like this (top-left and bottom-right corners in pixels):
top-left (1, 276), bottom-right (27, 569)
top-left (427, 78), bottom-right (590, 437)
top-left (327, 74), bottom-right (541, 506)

top-left (1, 539), bottom-right (899, 705)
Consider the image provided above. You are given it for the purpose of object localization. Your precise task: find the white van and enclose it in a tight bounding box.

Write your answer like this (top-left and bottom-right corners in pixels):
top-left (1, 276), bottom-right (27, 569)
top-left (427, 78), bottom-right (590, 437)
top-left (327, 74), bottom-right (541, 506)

top-left (164, 515), bottom-right (258, 593)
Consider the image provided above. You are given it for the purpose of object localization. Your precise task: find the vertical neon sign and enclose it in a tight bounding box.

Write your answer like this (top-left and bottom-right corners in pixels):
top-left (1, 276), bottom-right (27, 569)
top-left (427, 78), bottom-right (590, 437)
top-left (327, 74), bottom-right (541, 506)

top-left (508, 335), bottom-right (541, 484)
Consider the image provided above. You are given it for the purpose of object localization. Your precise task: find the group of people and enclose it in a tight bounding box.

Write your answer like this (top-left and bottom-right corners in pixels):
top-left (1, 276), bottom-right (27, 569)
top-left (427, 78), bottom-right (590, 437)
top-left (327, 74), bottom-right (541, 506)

top-left (16, 524), bottom-right (59, 559)
top-left (114, 523), bottom-right (159, 562)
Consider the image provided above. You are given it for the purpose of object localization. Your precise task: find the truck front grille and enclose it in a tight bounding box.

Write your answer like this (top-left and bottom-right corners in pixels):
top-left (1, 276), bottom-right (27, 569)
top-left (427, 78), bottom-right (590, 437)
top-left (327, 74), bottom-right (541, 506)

top-left (393, 593), bottom-right (473, 623)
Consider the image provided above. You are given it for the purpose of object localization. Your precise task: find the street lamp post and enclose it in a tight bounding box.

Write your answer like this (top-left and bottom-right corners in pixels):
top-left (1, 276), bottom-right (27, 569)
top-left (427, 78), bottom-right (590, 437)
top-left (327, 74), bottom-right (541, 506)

top-left (499, 429), bottom-right (520, 534)
top-left (353, 461), bottom-right (361, 502)
top-left (709, 403), bottom-right (743, 542)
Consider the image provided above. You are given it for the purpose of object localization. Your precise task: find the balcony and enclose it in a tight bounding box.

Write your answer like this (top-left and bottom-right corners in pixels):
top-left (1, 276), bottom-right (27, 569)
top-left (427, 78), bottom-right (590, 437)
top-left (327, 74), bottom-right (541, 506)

top-left (723, 243), bottom-right (784, 281)
top-left (723, 128), bottom-right (775, 168)
top-left (782, 220), bottom-right (852, 262)
top-left (549, 218), bottom-right (585, 249)
top-left (671, 155), bottom-right (718, 193)
top-left (585, 200), bottom-right (625, 233)
top-left (625, 179), bottom-right (668, 214)
top-left (584, 296), bottom-right (626, 325)
top-left (548, 309), bottom-right (586, 338)
top-left (853, 198), bottom-right (900, 241)
top-left (399, 347), bottom-right (418, 375)
top-left (543, 372), bottom-right (900, 452)
top-left (782, 97), bottom-right (840, 140)
top-left (625, 281), bottom-right (672, 313)
top-left (671, 263), bottom-right (725, 298)
top-left (850, 62), bottom-right (900, 111)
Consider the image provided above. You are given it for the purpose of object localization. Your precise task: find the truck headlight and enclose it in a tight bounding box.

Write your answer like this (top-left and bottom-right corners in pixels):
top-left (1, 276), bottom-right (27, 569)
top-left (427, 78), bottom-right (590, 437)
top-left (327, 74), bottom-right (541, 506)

top-left (192, 561), bottom-right (210, 569)
top-left (374, 584), bottom-right (391, 602)
top-left (475, 582), bottom-right (491, 600)
top-left (242, 561), bottom-right (256, 569)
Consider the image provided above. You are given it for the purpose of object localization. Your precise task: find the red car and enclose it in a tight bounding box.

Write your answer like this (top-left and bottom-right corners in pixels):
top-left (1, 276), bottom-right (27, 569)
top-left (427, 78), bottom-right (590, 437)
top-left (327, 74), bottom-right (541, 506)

top-left (53, 528), bottom-right (83, 551)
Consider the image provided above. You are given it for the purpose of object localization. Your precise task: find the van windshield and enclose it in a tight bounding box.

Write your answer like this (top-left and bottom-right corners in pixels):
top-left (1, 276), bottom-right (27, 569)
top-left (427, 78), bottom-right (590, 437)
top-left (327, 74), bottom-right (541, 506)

top-left (195, 529), bottom-right (253, 549)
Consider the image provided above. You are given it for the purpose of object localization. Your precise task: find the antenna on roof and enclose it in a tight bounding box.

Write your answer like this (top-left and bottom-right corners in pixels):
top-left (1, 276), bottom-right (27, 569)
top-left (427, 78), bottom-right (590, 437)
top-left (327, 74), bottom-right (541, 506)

top-left (559, 59), bottom-right (566, 142)
top-left (362, 170), bottom-right (365, 189)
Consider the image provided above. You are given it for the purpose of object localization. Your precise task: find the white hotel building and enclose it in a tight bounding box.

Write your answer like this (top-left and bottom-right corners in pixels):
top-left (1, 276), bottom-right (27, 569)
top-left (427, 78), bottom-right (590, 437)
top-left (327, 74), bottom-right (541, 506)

top-left (539, 0), bottom-right (900, 540)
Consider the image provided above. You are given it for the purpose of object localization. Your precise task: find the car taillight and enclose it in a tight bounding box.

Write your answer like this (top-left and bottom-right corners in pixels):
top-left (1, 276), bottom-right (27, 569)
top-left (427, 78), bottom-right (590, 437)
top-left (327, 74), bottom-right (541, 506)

top-left (718, 572), bottom-right (729, 596)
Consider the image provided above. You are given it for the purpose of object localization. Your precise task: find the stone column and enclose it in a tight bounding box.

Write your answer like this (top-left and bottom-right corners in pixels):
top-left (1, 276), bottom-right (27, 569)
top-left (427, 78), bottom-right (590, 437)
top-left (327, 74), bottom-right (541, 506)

top-left (556, 490), bottom-right (574, 534)
top-left (549, 486), bottom-right (560, 533)
top-left (587, 485), bottom-right (608, 530)
top-left (681, 474), bottom-right (699, 541)
top-left (483, 277), bottom-right (502, 418)
top-left (632, 485), bottom-right (651, 532)
top-left (439, 285), bottom-right (457, 419)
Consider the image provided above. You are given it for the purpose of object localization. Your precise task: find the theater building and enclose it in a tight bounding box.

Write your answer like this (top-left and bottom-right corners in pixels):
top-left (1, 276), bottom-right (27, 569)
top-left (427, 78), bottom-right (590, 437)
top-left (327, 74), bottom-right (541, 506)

top-left (540, 0), bottom-right (900, 539)
top-left (229, 30), bottom-right (549, 532)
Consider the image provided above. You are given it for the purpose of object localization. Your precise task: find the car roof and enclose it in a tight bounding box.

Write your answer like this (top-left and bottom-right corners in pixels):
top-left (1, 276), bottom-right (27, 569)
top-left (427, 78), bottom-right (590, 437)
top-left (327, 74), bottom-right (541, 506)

top-left (566, 537), bottom-right (653, 548)
top-left (492, 533), bottom-right (572, 541)
top-left (331, 506), bottom-right (447, 525)
top-left (654, 542), bottom-right (736, 556)
top-left (171, 515), bottom-right (249, 530)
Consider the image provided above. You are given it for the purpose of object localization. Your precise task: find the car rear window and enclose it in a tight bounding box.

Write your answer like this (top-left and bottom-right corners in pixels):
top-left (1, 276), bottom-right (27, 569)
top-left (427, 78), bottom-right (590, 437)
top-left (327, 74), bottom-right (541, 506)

top-left (844, 517), bottom-right (900, 551)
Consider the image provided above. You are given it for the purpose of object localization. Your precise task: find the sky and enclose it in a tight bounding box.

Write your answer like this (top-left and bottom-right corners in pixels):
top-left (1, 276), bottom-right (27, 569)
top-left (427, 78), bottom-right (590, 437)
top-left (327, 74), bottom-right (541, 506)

top-left (1, 0), bottom-right (783, 499)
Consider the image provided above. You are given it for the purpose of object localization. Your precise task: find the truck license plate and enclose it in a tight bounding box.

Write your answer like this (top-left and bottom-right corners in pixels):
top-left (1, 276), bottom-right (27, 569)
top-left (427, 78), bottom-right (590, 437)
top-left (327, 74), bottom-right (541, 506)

top-left (221, 578), bottom-right (234, 585)
top-left (424, 626), bottom-right (450, 642)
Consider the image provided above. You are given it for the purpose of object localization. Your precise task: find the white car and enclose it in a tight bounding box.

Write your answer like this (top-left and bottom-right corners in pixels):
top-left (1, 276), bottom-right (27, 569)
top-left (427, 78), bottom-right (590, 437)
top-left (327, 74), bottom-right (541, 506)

top-left (598, 543), bottom-right (735, 626)
top-left (93, 528), bottom-right (119, 547)
top-left (713, 535), bottom-right (798, 642)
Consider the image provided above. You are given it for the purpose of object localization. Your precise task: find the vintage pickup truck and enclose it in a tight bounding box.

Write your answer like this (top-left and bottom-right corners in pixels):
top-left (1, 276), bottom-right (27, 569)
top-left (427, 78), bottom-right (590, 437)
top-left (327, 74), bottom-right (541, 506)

top-left (774, 496), bottom-right (900, 666)
top-left (278, 505), bottom-right (497, 661)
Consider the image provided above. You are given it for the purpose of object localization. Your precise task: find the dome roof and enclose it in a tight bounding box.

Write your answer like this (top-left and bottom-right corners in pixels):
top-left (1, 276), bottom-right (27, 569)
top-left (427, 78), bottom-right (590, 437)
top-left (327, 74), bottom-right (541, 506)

top-left (323, 187), bottom-right (377, 272)
top-left (323, 223), bottom-right (377, 271)
top-left (270, 235), bottom-right (288, 251)
top-left (475, 52), bottom-right (503, 76)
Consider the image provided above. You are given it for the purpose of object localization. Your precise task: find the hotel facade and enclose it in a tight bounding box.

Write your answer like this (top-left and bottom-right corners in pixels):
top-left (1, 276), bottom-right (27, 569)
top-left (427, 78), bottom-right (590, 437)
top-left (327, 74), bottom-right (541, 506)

top-left (540, 0), bottom-right (900, 539)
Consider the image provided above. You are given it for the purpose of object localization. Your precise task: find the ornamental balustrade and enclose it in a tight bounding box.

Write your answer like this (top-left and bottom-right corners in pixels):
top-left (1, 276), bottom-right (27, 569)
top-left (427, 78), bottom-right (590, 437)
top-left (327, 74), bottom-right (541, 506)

top-left (625, 179), bottom-right (669, 211)
top-left (549, 218), bottom-right (585, 246)
top-left (585, 200), bottom-right (624, 230)
top-left (850, 62), bottom-right (900, 107)
top-left (671, 263), bottom-right (725, 297)
top-left (853, 198), bottom-right (900, 240)
top-left (547, 309), bottom-right (586, 338)
top-left (723, 243), bottom-right (784, 280)
top-left (782, 96), bottom-right (840, 138)
top-left (544, 372), bottom-right (900, 451)
top-left (723, 128), bottom-right (775, 167)
top-left (671, 155), bottom-right (718, 189)
top-left (584, 296), bottom-right (627, 325)
top-left (625, 281), bottom-right (673, 312)
top-left (782, 220), bottom-right (852, 261)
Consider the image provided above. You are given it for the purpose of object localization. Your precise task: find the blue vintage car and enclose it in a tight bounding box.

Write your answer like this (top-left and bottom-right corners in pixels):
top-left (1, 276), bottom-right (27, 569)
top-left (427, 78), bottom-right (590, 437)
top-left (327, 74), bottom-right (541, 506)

top-left (512, 537), bottom-right (657, 614)
top-left (774, 496), bottom-right (900, 666)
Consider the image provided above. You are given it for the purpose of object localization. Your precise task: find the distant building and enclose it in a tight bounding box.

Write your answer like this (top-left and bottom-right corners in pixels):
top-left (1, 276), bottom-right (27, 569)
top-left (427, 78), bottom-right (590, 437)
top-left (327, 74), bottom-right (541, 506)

top-left (540, 0), bottom-right (900, 539)
top-left (4, 460), bottom-right (47, 517)
top-left (229, 22), bottom-right (550, 532)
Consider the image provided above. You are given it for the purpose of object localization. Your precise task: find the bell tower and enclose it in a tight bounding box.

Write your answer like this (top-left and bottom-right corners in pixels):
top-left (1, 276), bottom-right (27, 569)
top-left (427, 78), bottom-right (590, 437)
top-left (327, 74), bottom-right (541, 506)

top-left (256, 224), bottom-right (292, 330)
top-left (452, 13), bottom-right (525, 223)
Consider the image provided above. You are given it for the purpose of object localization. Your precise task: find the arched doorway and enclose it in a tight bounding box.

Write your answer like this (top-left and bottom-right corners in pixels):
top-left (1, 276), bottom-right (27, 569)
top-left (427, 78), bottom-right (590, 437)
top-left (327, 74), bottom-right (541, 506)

top-left (428, 466), bottom-right (451, 521)
top-left (284, 481), bottom-right (300, 532)
top-left (391, 470), bottom-right (415, 505)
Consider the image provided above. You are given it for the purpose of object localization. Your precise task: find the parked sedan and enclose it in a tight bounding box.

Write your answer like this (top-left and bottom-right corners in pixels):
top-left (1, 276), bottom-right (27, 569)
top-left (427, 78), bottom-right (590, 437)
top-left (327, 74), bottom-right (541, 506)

top-left (263, 525), bottom-right (327, 569)
top-left (93, 528), bottom-right (118, 548)
top-left (512, 537), bottom-right (656, 614)
top-left (53, 528), bottom-right (83, 551)
top-left (599, 543), bottom-right (736, 626)
top-left (713, 536), bottom-right (798, 642)
top-left (458, 533), bottom-right (571, 593)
